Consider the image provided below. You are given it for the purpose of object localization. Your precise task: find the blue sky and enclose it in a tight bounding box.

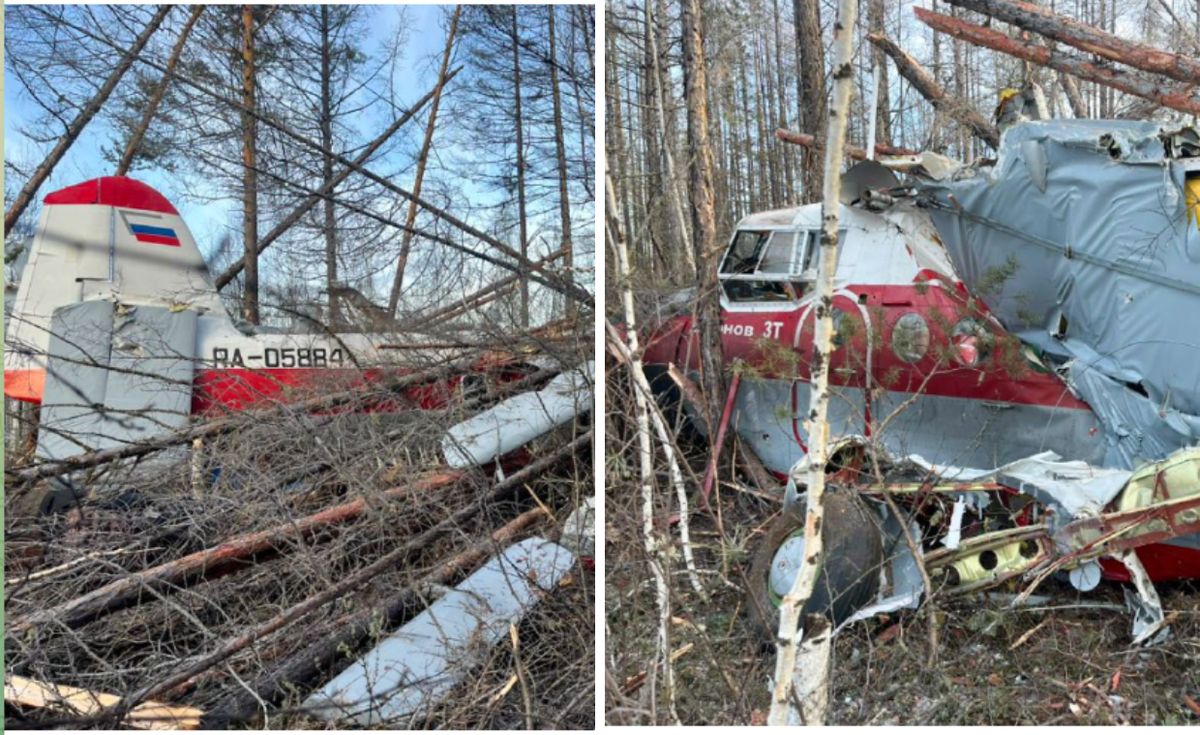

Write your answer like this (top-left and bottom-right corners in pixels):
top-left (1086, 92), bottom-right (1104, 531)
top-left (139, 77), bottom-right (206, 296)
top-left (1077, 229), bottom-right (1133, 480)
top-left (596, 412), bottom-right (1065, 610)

top-left (4, 5), bottom-right (453, 259)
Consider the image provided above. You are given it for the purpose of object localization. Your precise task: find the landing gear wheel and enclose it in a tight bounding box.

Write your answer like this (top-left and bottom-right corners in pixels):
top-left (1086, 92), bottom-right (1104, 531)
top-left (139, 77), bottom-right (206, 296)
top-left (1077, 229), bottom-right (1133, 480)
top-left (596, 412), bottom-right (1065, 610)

top-left (747, 489), bottom-right (883, 646)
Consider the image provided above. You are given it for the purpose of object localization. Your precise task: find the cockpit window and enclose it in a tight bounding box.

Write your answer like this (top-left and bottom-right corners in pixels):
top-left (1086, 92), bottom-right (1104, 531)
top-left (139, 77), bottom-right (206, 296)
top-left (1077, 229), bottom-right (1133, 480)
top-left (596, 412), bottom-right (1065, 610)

top-left (719, 230), bottom-right (769, 274)
top-left (721, 228), bottom-right (815, 303)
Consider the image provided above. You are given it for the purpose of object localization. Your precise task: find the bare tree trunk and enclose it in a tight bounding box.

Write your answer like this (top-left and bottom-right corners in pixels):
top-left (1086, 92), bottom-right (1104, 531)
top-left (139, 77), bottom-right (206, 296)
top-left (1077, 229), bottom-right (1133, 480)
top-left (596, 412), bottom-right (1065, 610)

top-left (213, 72), bottom-right (454, 291)
top-left (794, 0), bottom-right (826, 203)
top-left (1059, 70), bottom-right (1088, 117)
top-left (606, 168), bottom-right (680, 724)
top-left (318, 5), bottom-right (340, 328)
top-left (646, 1), bottom-right (695, 278)
top-left (916, 7), bottom-right (1200, 116)
top-left (5, 5), bottom-right (172, 234)
top-left (768, 0), bottom-right (858, 725)
top-left (680, 0), bottom-right (725, 455)
top-left (387, 6), bottom-right (459, 316)
top-left (512, 7), bottom-right (530, 328)
top-left (115, 6), bottom-right (203, 176)
top-left (547, 6), bottom-right (575, 321)
top-left (867, 0), bottom-right (893, 146)
top-left (869, 32), bottom-right (1001, 149)
top-left (240, 4), bottom-right (260, 325)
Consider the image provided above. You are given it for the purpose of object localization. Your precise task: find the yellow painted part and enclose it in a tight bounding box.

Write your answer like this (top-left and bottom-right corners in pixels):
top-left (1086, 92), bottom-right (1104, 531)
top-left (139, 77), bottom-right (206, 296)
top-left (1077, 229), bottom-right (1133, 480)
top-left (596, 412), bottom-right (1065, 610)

top-left (950, 540), bottom-right (1038, 584)
top-left (1188, 174), bottom-right (1200, 233)
top-left (1117, 446), bottom-right (1200, 512)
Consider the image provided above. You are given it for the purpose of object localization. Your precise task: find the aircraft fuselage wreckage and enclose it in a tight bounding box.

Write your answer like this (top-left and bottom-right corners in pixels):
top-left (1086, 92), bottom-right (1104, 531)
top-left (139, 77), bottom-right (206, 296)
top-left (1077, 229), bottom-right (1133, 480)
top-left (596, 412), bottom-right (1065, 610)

top-left (642, 120), bottom-right (1200, 643)
top-left (5, 176), bottom-right (592, 471)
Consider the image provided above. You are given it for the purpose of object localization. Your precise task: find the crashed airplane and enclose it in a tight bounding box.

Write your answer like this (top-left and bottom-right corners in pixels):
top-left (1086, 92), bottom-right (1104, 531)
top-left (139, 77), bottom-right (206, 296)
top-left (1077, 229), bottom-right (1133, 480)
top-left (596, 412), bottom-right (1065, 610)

top-left (4, 176), bottom-right (592, 468)
top-left (642, 120), bottom-right (1200, 643)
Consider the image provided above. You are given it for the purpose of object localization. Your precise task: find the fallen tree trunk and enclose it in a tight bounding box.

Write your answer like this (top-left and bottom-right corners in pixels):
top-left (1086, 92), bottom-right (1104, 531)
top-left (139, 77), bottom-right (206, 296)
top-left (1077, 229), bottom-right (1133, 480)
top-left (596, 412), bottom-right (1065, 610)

top-left (112, 431), bottom-right (591, 720)
top-left (943, 0), bottom-right (1200, 87)
top-left (775, 128), bottom-right (918, 159)
top-left (867, 33), bottom-right (1001, 149)
top-left (915, 7), bottom-right (1200, 117)
top-left (5, 471), bottom-right (466, 637)
top-left (202, 505), bottom-right (549, 727)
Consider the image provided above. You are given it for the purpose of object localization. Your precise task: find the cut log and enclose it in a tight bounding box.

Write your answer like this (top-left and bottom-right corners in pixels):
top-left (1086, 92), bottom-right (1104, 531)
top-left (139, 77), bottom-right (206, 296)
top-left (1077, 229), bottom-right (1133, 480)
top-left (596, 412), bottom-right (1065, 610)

top-left (943, 0), bottom-right (1200, 88)
top-left (5, 471), bottom-right (465, 637)
top-left (775, 129), bottom-right (918, 159)
top-left (4, 675), bottom-right (202, 729)
top-left (867, 33), bottom-right (1001, 149)
top-left (914, 7), bottom-right (1200, 117)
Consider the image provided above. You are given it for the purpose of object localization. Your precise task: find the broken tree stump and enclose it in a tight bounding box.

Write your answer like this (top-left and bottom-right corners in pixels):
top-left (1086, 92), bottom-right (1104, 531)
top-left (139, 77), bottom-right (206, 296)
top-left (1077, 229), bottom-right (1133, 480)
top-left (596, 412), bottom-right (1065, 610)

top-left (4, 675), bottom-right (203, 730)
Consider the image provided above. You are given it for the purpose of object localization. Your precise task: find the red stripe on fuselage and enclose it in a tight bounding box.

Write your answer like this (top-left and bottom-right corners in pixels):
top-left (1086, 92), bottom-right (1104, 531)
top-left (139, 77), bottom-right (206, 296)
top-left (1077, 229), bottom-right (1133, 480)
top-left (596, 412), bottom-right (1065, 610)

top-left (191, 368), bottom-right (465, 415)
top-left (646, 283), bottom-right (1090, 411)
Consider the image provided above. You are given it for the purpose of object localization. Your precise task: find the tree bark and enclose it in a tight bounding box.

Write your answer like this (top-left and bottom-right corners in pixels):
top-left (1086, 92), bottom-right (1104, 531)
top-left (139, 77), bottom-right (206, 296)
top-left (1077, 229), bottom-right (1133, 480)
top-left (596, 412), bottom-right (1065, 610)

top-left (4, 5), bottom-right (172, 235)
top-left (944, 0), bottom-right (1200, 87)
top-left (547, 6), bottom-right (575, 320)
top-left (868, 32), bottom-right (1001, 149)
top-left (115, 6), bottom-right (203, 176)
top-left (386, 6), bottom-right (459, 316)
top-left (512, 7), bottom-right (530, 328)
top-left (680, 0), bottom-right (725, 461)
top-left (794, 0), bottom-right (826, 203)
top-left (867, 0), bottom-right (893, 147)
top-left (240, 4), bottom-right (260, 325)
top-left (775, 128), bottom-right (917, 159)
top-left (915, 7), bottom-right (1200, 117)
top-left (319, 5), bottom-right (340, 328)
top-left (768, 0), bottom-right (858, 725)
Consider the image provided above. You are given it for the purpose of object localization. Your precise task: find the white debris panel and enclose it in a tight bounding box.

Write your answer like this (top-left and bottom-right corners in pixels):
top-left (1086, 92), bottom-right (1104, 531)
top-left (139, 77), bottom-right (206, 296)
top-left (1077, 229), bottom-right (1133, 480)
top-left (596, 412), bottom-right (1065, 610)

top-left (303, 537), bottom-right (576, 726)
top-left (442, 361), bottom-right (594, 468)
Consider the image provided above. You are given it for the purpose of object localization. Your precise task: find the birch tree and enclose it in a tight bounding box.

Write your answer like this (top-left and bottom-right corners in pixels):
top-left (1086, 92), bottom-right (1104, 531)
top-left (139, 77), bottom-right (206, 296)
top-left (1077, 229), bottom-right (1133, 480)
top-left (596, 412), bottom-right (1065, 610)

top-left (767, 0), bottom-right (858, 725)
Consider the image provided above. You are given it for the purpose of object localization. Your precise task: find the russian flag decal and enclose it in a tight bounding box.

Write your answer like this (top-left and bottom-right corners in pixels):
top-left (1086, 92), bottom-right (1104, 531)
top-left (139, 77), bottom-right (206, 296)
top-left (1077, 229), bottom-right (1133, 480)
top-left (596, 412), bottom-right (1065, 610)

top-left (129, 222), bottom-right (181, 247)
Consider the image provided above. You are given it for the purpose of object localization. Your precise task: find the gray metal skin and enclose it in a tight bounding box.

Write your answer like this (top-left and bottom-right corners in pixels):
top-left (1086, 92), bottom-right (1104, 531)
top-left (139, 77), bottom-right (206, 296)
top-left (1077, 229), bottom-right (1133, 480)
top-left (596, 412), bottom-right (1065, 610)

top-left (921, 120), bottom-right (1200, 470)
top-left (37, 301), bottom-right (196, 460)
top-left (442, 361), bottom-right (594, 469)
top-left (303, 537), bottom-right (576, 727)
top-left (645, 364), bottom-right (1106, 477)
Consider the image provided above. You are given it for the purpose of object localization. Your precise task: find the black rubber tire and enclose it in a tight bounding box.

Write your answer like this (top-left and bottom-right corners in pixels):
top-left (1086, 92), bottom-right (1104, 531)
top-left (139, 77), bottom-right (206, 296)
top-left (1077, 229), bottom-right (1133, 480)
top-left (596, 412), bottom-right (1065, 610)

top-left (747, 490), bottom-right (884, 646)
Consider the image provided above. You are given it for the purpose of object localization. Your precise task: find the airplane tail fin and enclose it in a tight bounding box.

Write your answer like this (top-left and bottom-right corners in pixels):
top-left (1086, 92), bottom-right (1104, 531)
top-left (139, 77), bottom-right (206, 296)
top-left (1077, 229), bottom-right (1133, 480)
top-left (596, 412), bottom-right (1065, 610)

top-left (5, 176), bottom-right (222, 404)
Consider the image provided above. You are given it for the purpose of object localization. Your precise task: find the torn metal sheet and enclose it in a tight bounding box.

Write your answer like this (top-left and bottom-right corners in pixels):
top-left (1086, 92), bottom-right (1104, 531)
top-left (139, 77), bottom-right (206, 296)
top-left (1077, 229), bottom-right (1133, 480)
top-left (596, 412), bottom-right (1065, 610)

top-left (442, 361), bottom-right (594, 468)
top-left (37, 301), bottom-right (196, 461)
top-left (303, 537), bottom-right (575, 726)
top-left (920, 120), bottom-right (1200, 469)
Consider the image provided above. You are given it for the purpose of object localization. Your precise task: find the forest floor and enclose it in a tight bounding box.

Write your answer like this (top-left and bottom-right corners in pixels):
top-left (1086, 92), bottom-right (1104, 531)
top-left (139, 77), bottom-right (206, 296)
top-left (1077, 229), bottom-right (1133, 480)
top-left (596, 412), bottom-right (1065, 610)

top-left (604, 439), bottom-right (1200, 726)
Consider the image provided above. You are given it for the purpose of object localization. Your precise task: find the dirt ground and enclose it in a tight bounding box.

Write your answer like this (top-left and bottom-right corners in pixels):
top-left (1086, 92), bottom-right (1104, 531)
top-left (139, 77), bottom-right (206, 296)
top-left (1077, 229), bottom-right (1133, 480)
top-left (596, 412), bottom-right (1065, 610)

top-left (604, 441), bottom-right (1200, 726)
